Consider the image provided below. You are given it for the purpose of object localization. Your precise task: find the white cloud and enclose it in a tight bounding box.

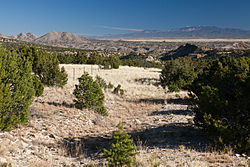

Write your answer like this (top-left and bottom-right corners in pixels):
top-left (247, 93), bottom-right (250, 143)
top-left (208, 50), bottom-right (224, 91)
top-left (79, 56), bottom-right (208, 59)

top-left (99, 25), bottom-right (144, 32)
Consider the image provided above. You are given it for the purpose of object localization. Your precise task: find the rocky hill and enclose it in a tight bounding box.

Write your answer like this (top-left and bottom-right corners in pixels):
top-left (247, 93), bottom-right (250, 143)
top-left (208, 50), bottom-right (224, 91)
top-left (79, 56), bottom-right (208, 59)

top-left (222, 41), bottom-right (250, 50)
top-left (34, 31), bottom-right (88, 44)
top-left (0, 33), bottom-right (8, 39)
top-left (160, 43), bottom-right (204, 60)
top-left (10, 33), bottom-right (38, 42)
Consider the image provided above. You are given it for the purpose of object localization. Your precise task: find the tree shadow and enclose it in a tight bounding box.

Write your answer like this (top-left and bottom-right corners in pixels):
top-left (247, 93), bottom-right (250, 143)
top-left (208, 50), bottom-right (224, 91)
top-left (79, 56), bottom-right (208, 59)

top-left (150, 109), bottom-right (194, 116)
top-left (132, 98), bottom-right (165, 104)
top-left (131, 123), bottom-right (209, 152)
top-left (167, 98), bottom-right (191, 105)
top-left (129, 97), bottom-right (191, 105)
top-left (60, 135), bottom-right (111, 159)
top-left (46, 101), bottom-right (75, 108)
top-left (134, 78), bottom-right (161, 86)
top-left (59, 123), bottom-right (209, 159)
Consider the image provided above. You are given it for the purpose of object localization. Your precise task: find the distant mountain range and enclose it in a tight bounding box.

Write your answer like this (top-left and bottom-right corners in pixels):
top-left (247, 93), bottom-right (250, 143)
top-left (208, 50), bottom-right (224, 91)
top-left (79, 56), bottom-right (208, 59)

top-left (1, 26), bottom-right (250, 52)
top-left (1, 26), bottom-right (250, 44)
top-left (1, 26), bottom-right (250, 42)
top-left (100, 26), bottom-right (250, 39)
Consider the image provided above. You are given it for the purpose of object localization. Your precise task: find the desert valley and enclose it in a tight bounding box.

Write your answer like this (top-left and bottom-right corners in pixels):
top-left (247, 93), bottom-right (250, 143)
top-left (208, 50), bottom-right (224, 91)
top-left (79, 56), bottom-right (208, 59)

top-left (0, 1), bottom-right (250, 166)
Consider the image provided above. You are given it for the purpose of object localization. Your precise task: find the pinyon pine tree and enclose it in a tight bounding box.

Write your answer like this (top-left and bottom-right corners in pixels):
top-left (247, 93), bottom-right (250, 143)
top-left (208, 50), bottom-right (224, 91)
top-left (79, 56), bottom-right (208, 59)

top-left (104, 122), bottom-right (137, 166)
top-left (0, 47), bottom-right (35, 131)
top-left (73, 72), bottom-right (108, 116)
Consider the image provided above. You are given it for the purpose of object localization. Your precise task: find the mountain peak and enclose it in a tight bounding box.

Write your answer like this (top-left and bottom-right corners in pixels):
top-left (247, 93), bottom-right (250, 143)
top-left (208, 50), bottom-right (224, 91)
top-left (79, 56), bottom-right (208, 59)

top-left (0, 33), bottom-right (8, 39)
top-left (10, 32), bottom-right (38, 41)
top-left (34, 31), bottom-right (88, 44)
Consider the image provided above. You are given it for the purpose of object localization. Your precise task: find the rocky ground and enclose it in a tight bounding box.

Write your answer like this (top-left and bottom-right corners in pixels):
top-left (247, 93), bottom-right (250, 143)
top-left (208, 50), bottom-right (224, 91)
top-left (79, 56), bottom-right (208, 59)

top-left (0, 65), bottom-right (249, 167)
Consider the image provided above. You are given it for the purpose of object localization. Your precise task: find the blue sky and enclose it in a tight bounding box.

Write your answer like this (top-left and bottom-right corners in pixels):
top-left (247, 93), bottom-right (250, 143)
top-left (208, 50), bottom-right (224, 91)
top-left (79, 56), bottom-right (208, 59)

top-left (1, 0), bottom-right (250, 36)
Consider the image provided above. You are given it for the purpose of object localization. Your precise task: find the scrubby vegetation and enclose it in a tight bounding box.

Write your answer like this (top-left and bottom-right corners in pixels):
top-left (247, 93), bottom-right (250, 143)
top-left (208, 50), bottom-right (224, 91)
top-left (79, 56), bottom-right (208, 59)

top-left (95, 75), bottom-right (124, 96)
top-left (104, 122), bottom-right (137, 166)
top-left (58, 52), bottom-right (121, 69)
top-left (160, 54), bottom-right (250, 154)
top-left (95, 75), bottom-right (109, 90)
top-left (17, 46), bottom-right (68, 87)
top-left (32, 75), bottom-right (44, 97)
top-left (113, 84), bottom-right (125, 96)
top-left (0, 45), bottom-right (68, 131)
top-left (58, 51), bottom-right (163, 69)
top-left (160, 57), bottom-right (199, 92)
top-left (0, 47), bottom-right (35, 131)
top-left (120, 52), bottom-right (162, 68)
top-left (73, 73), bottom-right (108, 116)
top-left (0, 163), bottom-right (12, 167)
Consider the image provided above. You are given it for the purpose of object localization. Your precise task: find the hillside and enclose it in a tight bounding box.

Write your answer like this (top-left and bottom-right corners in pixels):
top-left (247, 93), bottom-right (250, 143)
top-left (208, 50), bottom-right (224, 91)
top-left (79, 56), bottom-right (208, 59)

top-left (0, 65), bottom-right (248, 166)
top-left (10, 33), bottom-right (38, 42)
top-left (34, 31), bottom-right (88, 44)
top-left (0, 33), bottom-right (8, 38)
top-left (160, 43), bottom-right (203, 60)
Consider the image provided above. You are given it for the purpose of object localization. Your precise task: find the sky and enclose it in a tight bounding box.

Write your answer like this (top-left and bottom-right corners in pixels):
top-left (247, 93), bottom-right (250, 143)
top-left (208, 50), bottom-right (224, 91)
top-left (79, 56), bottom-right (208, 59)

top-left (0, 0), bottom-right (250, 37)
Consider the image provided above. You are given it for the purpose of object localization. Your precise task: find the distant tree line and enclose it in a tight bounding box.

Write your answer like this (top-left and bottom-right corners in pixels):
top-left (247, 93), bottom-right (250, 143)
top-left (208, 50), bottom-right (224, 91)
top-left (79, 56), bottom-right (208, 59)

top-left (57, 52), bottom-right (120, 69)
top-left (120, 52), bottom-right (162, 68)
top-left (57, 51), bottom-right (162, 69)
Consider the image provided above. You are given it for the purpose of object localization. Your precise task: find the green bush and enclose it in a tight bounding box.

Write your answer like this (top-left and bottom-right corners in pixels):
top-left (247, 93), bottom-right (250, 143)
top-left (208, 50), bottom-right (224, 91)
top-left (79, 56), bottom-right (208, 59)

top-left (113, 84), bottom-right (125, 96)
top-left (190, 55), bottom-right (250, 154)
top-left (0, 47), bottom-right (35, 131)
top-left (17, 46), bottom-right (68, 87)
top-left (57, 53), bottom-right (75, 64)
top-left (120, 52), bottom-right (162, 68)
top-left (73, 73), bottom-right (108, 116)
top-left (107, 55), bottom-right (120, 69)
top-left (160, 54), bottom-right (250, 154)
top-left (0, 163), bottom-right (12, 167)
top-left (95, 75), bottom-right (108, 90)
top-left (108, 82), bottom-right (114, 89)
top-left (104, 122), bottom-right (137, 166)
top-left (95, 105), bottom-right (108, 116)
top-left (95, 75), bottom-right (120, 95)
top-left (87, 52), bottom-right (104, 65)
top-left (73, 52), bottom-right (88, 64)
top-left (32, 75), bottom-right (44, 97)
top-left (54, 66), bottom-right (68, 87)
top-left (160, 57), bottom-right (198, 92)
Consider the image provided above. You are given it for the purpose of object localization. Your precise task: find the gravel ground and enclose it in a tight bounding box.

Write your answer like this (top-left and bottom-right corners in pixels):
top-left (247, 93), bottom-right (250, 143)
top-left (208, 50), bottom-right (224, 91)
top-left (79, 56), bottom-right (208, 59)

top-left (0, 65), bottom-right (249, 167)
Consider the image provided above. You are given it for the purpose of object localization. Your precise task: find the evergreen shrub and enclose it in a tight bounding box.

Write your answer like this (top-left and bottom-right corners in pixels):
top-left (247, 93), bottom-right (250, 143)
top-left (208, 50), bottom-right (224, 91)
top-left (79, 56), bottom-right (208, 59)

top-left (0, 47), bottom-right (35, 131)
top-left (104, 122), bottom-right (137, 166)
top-left (73, 73), bottom-right (108, 116)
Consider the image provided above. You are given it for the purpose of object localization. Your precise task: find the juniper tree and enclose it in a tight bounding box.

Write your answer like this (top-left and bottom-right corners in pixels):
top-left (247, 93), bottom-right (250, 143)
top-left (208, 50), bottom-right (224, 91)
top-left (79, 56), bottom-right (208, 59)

top-left (17, 46), bottom-right (68, 87)
top-left (73, 73), bottom-right (108, 116)
top-left (0, 47), bottom-right (35, 131)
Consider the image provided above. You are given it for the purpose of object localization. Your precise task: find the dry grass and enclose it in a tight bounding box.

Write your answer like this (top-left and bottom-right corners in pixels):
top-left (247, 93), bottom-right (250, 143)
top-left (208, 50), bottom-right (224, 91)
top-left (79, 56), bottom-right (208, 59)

top-left (0, 65), bottom-right (248, 167)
